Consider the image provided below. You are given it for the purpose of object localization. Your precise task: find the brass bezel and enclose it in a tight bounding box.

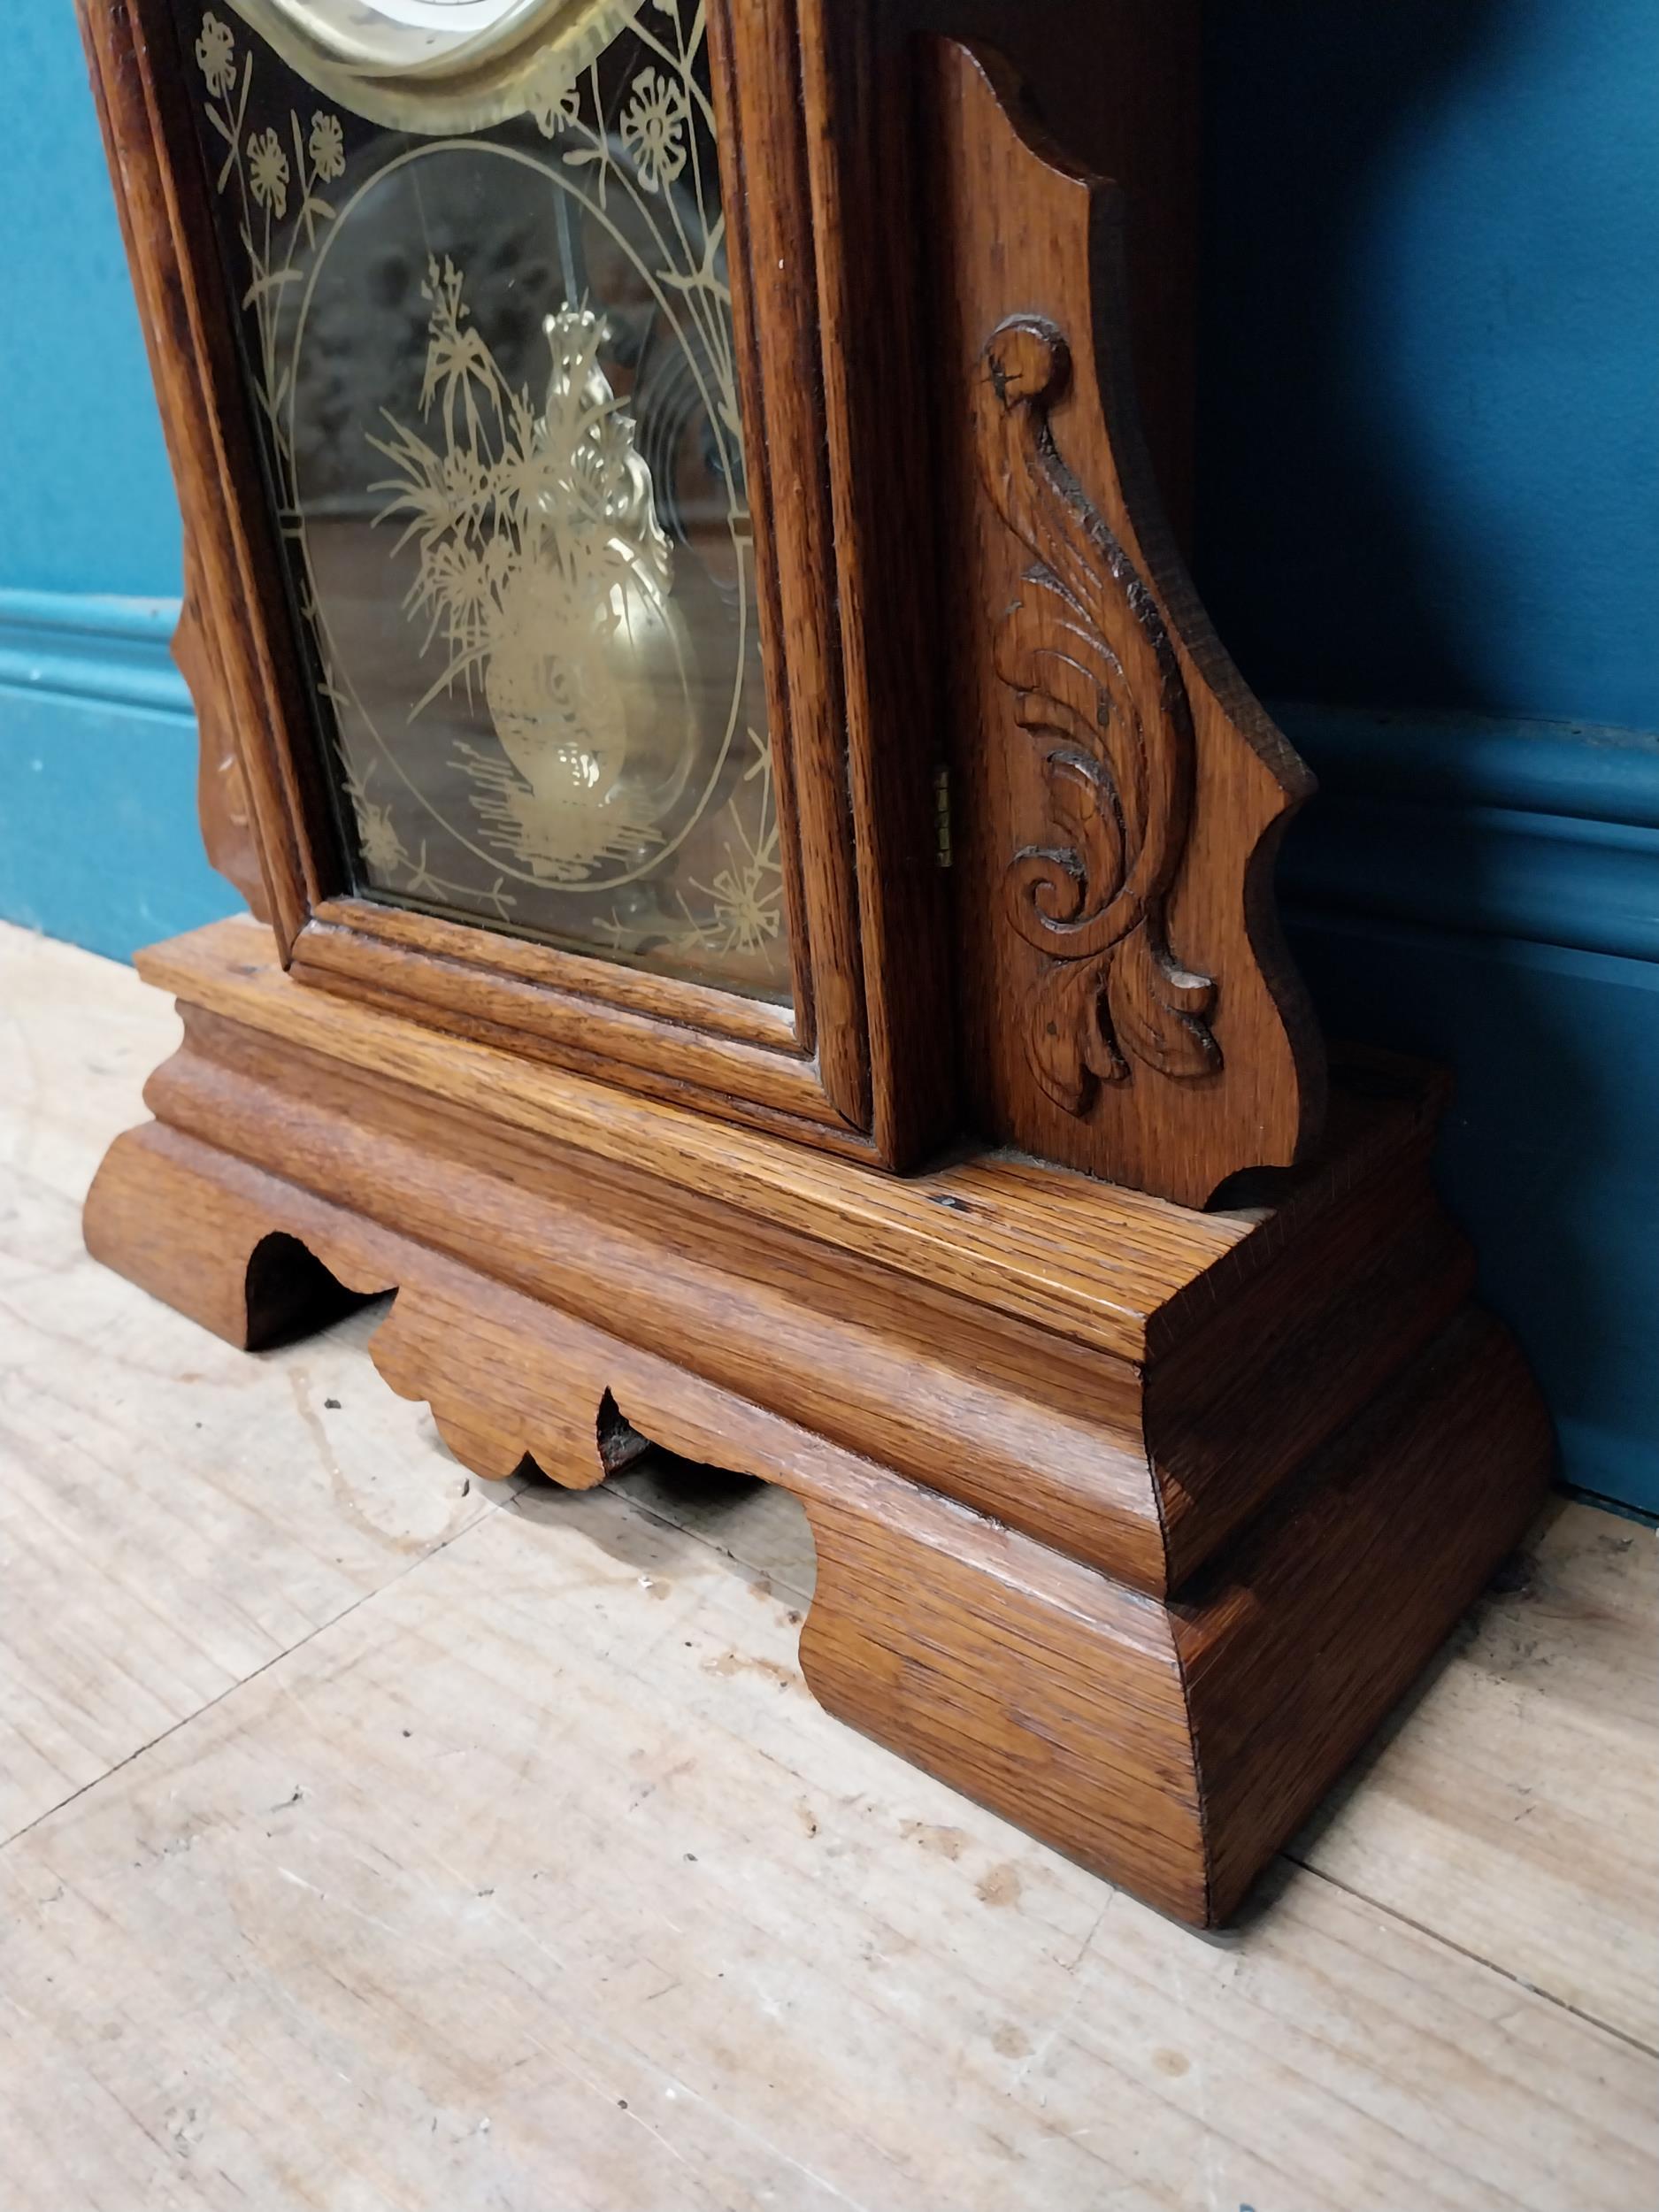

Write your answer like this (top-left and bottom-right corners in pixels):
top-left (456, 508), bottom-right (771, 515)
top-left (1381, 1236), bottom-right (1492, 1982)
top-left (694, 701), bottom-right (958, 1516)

top-left (225, 0), bottom-right (641, 132)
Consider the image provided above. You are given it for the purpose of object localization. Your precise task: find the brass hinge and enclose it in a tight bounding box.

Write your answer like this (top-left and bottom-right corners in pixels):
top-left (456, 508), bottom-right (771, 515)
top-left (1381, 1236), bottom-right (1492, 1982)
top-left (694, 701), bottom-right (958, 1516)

top-left (933, 764), bottom-right (953, 869)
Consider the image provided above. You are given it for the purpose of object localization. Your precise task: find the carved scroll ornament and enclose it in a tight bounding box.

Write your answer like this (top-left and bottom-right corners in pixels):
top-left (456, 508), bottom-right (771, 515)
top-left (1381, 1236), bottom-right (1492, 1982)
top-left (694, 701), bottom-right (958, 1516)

top-left (977, 317), bottom-right (1217, 1118)
top-left (932, 39), bottom-right (1322, 1206)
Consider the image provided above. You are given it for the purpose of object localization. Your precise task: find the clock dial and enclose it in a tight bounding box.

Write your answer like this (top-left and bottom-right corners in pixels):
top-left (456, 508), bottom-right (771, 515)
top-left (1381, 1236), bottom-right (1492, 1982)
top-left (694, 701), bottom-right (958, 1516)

top-left (179, 1), bottom-right (789, 1000)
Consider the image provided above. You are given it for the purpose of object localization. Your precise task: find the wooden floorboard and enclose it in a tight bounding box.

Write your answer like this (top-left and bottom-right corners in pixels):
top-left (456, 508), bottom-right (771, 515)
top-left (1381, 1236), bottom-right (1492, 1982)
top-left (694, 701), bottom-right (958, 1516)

top-left (0, 926), bottom-right (516, 1846)
top-left (0, 919), bottom-right (1655, 2212)
top-left (1290, 1495), bottom-right (1658, 2053)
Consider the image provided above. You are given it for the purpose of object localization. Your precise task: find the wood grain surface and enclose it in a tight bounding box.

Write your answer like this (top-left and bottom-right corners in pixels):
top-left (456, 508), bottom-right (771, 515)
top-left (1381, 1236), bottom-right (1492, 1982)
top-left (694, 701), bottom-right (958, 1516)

top-left (4, 920), bottom-right (1655, 2209)
top-left (118, 920), bottom-right (1531, 1605)
top-left (83, 920), bottom-right (1552, 1924)
top-left (81, 1117), bottom-right (1552, 1929)
top-left (175, 534), bottom-right (268, 923)
top-left (928, 40), bottom-right (1325, 1204)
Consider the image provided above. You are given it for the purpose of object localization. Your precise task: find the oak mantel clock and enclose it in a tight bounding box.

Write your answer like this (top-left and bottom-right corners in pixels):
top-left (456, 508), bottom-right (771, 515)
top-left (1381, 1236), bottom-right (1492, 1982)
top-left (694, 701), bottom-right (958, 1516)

top-left (79, 0), bottom-right (1551, 1927)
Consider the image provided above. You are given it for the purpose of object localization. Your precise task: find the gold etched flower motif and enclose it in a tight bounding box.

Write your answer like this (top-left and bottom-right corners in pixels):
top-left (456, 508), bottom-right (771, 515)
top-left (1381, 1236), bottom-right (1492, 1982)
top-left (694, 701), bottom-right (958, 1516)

top-left (247, 127), bottom-right (289, 219)
top-left (195, 11), bottom-right (235, 97)
top-left (525, 52), bottom-right (580, 138)
top-left (308, 111), bottom-right (344, 182)
top-left (704, 853), bottom-right (783, 954)
top-left (620, 67), bottom-right (688, 196)
top-left (356, 800), bottom-right (406, 876)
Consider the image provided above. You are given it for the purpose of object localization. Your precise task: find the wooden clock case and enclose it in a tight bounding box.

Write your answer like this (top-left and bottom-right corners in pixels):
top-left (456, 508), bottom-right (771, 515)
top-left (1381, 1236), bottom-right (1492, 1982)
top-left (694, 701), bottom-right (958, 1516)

top-left (78, 0), bottom-right (1552, 1927)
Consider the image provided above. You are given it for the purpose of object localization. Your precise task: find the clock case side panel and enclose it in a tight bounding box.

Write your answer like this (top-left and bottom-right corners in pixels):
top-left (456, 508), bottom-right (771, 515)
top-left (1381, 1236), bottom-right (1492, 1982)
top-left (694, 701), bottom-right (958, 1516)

top-left (924, 35), bottom-right (1327, 1209)
top-left (895, 0), bottom-right (1205, 552)
top-left (78, 0), bottom-right (334, 941)
top-left (80, 0), bottom-right (956, 1166)
top-left (773, 0), bottom-right (1212, 1177)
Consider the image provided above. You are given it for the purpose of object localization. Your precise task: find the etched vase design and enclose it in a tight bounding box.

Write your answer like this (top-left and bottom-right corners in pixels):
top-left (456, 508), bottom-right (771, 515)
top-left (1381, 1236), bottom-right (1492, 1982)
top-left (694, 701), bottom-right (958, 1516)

top-left (475, 305), bottom-right (700, 881)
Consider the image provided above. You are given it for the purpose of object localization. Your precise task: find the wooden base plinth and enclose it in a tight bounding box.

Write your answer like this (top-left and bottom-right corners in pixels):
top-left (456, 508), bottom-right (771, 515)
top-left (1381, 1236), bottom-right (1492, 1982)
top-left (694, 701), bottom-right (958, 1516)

top-left (83, 921), bottom-right (1554, 1926)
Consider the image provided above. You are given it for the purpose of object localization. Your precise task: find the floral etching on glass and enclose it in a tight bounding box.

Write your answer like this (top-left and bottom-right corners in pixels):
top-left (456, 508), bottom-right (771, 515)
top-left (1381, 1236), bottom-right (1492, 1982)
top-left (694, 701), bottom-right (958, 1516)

top-left (184, 2), bottom-right (788, 998)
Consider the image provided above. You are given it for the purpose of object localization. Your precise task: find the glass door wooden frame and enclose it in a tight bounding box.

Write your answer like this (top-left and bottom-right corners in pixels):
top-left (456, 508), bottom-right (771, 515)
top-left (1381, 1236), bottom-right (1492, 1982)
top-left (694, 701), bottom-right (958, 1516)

top-left (83, 0), bottom-right (951, 1165)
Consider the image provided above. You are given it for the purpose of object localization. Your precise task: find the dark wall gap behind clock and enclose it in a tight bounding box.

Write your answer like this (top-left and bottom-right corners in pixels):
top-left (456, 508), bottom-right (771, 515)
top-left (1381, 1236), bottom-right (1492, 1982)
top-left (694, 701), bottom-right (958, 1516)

top-left (1193, 0), bottom-right (1659, 1519)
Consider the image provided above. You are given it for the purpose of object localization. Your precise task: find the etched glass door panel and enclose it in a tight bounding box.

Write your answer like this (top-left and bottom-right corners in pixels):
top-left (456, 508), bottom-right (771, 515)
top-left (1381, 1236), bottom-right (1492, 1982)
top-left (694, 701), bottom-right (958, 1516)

top-left (175, 2), bottom-right (789, 999)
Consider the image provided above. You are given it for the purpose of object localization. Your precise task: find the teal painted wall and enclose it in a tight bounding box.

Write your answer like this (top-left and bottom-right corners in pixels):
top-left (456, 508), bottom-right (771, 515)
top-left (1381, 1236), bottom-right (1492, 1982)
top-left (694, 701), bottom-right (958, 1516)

top-left (1199, 0), bottom-right (1659, 733)
top-left (0, 2), bottom-right (1654, 1513)
top-left (0, 16), bottom-right (181, 597)
top-left (0, 593), bottom-right (230, 955)
top-left (1193, 0), bottom-right (1659, 1517)
top-left (0, 12), bottom-right (225, 955)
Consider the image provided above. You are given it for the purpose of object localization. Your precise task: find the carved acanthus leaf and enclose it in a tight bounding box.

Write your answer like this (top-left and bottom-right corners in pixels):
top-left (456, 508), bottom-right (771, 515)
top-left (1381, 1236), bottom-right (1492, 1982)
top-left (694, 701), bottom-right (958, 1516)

top-left (977, 316), bottom-right (1218, 1111)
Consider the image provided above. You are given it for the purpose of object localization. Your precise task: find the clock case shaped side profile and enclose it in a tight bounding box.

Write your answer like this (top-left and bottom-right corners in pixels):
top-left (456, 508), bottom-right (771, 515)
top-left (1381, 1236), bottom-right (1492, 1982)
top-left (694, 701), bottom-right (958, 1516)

top-left (928, 42), bottom-right (1326, 1208)
top-left (78, 0), bottom-right (1554, 1926)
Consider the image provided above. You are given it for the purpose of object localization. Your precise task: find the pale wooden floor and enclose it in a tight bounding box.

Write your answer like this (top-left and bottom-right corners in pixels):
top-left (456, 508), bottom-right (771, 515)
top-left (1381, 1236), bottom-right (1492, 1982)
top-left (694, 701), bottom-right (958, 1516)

top-left (1, 919), bottom-right (1655, 2212)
